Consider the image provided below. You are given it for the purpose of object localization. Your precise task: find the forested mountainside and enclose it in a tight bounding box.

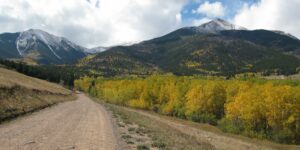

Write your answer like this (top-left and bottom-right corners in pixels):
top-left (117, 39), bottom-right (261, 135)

top-left (79, 19), bottom-right (300, 76)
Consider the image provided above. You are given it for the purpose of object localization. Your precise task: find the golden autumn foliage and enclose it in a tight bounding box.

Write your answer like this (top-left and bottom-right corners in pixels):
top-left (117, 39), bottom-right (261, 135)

top-left (75, 75), bottom-right (300, 144)
top-left (185, 81), bottom-right (226, 119)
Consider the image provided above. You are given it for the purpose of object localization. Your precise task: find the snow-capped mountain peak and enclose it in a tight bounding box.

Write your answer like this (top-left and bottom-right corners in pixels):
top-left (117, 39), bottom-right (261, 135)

top-left (193, 18), bottom-right (247, 34)
top-left (16, 29), bottom-right (87, 59)
top-left (16, 29), bottom-right (63, 58)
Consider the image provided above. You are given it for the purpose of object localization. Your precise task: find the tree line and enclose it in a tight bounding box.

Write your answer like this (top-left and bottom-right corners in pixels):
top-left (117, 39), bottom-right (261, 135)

top-left (75, 75), bottom-right (300, 144)
top-left (0, 59), bottom-right (89, 87)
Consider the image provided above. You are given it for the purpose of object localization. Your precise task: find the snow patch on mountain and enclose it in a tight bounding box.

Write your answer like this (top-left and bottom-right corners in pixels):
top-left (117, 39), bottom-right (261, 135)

top-left (48, 45), bottom-right (62, 59)
top-left (16, 39), bottom-right (25, 56)
top-left (185, 18), bottom-right (247, 34)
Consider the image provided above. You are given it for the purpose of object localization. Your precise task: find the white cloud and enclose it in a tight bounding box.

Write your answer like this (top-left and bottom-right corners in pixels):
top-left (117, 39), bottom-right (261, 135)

top-left (234, 0), bottom-right (300, 38)
top-left (176, 13), bottom-right (182, 23)
top-left (194, 1), bottom-right (225, 18)
top-left (0, 0), bottom-right (188, 48)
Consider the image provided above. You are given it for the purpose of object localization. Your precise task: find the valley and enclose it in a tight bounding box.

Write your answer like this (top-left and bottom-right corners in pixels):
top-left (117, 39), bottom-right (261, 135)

top-left (1, 19), bottom-right (300, 76)
top-left (1, 17), bottom-right (300, 150)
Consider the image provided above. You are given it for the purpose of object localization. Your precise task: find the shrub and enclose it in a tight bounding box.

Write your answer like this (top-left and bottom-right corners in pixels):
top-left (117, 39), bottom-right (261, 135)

top-left (218, 118), bottom-right (245, 134)
top-left (272, 129), bottom-right (296, 144)
top-left (137, 145), bottom-right (150, 150)
top-left (188, 113), bottom-right (217, 125)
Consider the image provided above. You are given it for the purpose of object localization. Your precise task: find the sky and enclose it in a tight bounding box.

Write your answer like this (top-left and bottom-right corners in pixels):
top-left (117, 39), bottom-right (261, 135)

top-left (0, 0), bottom-right (299, 48)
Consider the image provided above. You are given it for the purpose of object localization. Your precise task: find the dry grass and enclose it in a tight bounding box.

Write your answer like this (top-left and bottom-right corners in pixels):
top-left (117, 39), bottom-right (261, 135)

top-left (103, 102), bottom-right (215, 150)
top-left (0, 67), bottom-right (75, 122)
top-left (0, 67), bottom-right (70, 94)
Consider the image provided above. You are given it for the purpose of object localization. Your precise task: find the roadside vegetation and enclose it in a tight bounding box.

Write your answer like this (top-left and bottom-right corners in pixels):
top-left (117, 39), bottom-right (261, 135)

top-left (0, 67), bottom-right (75, 122)
top-left (102, 102), bottom-right (215, 150)
top-left (75, 75), bottom-right (300, 144)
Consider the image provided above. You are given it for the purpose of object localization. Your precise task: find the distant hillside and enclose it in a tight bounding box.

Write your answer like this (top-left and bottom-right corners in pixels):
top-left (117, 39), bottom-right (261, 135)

top-left (0, 67), bottom-right (75, 121)
top-left (80, 19), bottom-right (300, 76)
top-left (0, 29), bottom-right (87, 64)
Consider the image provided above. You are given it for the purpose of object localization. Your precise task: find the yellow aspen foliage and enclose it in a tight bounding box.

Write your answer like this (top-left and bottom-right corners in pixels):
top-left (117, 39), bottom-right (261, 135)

top-left (263, 84), bottom-right (300, 131)
top-left (74, 76), bottom-right (93, 92)
top-left (225, 85), bottom-right (266, 129)
top-left (74, 75), bottom-right (300, 144)
top-left (161, 81), bottom-right (181, 115)
top-left (185, 82), bottom-right (226, 118)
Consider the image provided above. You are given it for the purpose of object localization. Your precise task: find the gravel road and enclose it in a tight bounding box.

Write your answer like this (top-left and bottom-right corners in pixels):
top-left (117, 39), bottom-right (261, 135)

top-left (0, 94), bottom-right (117, 150)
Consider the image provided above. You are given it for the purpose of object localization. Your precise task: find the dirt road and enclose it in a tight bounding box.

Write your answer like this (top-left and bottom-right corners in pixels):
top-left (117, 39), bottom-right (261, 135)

top-left (0, 94), bottom-right (117, 150)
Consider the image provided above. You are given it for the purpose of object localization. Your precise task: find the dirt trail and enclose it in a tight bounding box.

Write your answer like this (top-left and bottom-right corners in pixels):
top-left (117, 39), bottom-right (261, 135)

top-left (0, 94), bottom-right (117, 150)
top-left (121, 107), bottom-right (298, 150)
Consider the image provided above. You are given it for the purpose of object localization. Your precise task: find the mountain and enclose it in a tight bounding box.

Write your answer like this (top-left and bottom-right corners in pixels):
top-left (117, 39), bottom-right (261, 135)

top-left (86, 46), bottom-right (108, 54)
top-left (187, 18), bottom-right (247, 34)
top-left (80, 19), bottom-right (300, 76)
top-left (87, 42), bottom-right (141, 54)
top-left (220, 30), bottom-right (300, 58)
top-left (0, 29), bottom-right (87, 64)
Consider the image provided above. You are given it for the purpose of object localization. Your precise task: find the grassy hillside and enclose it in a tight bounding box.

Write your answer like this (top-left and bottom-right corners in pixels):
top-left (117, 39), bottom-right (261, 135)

top-left (0, 67), bottom-right (75, 122)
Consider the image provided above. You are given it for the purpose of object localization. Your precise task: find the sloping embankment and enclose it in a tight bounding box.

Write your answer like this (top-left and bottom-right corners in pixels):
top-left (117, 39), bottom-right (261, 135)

top-left (0, 67), bottom-right (75, 122)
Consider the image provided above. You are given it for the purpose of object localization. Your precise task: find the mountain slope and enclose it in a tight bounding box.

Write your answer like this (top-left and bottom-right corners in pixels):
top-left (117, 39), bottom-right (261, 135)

top-left (220, 30), bottom-right (300, 57)
top-left (0, 29), bottom-right (87, 64)
top-left (0, 67), bottom-right (74, 121)
top-left (81, 19), bottom-right (300, 76)
top-left (86, 46), bottom-right (108, 54)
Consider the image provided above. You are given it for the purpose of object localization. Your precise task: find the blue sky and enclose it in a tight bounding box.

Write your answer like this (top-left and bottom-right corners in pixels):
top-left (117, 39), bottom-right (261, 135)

top-left (0, 0), bottom-right (299, 47)
top-left (181, 0), bottom-right (260, 26)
